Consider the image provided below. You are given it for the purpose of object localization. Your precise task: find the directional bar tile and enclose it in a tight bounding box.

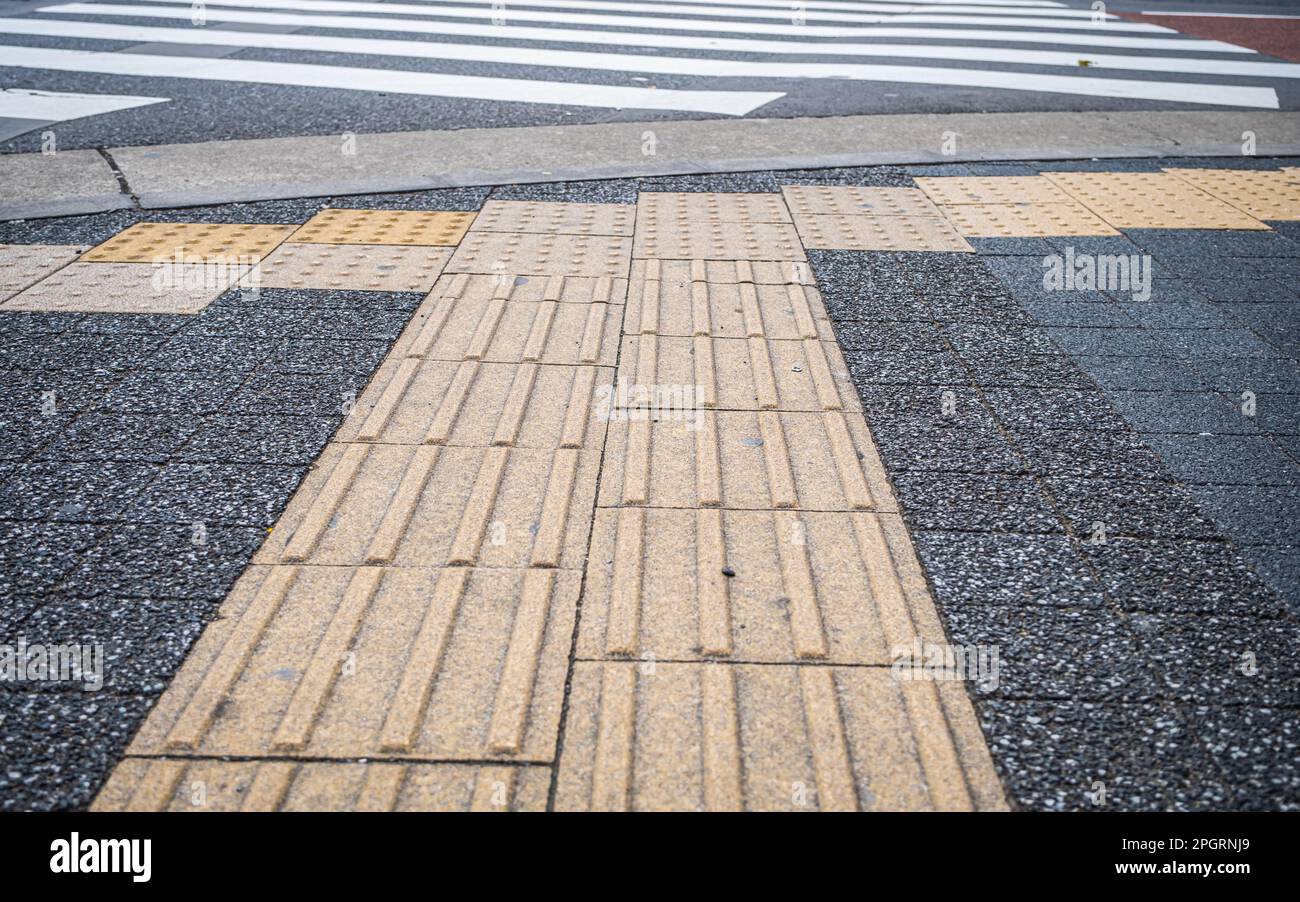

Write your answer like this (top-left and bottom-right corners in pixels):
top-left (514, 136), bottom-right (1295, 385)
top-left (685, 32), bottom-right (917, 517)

top-left (471, 200), bottom-right (635, 236)
top-left (1043, 172), bottom-right (1270, 230)
top-left (0, 244), bottom-right (84, 302)
top-left (3, 261), bottom-right (246, 314)
top-left (81, 222), bottom-right (294, 262)
top-left (792, 213), bottom-right (972, 252)
top-left (938, 202), bottom-right (1119, 237)
top-left (634, 220), bottom-right (805, 260)
top-left (289, 209), bottom-right (476, 246)
top-left (628, 259), bottom-right (812, 286)
top-left (422, 272), bottom-right (627, 308)
top-left (447, 232), bottom-right (632, 276)
top-left (782, 185), bottom-right (943, 218)
top-left (1164, 168), bottom-right (1300, 222)
top-left (637, 192), bottom-right (792, 224)
top-left (250, 243), bottom-right (452, 291)
top-left (93, 759), bottom-right (549, 812)
top-left (914, 175), bottom-right (1074, 205)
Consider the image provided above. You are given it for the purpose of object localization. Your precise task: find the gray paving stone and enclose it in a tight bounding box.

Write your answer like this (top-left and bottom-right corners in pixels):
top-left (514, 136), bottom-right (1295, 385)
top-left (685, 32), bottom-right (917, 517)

top-left (1144, 433), bottom-right (1300, 486)
top-left (984, 387), bottom-right (1131, 433)
top-left (914, 532), bottom-right (1102, 609)
top-left (1189, 706), bottom-right (1300, 811)
top-left (1009, 428), bottom-right (1172, 482)
top-left (1191, 484), bottom-right (1300, 547)
top-left (890, 473), bottom-right (1061, 533)
top-left (98, 369), bottom-right (247, 416)
top-left (177, 414), bottom-right (338, 466)
top-left (843, 348), bottom-right (970, 386)
top-left (872, 424), bottom-right (1027, 476)
top-left (0, 460), bottom-right (160, 523)
top-left (1076, 355), bottom-right (1206, 391)
top-left (0, 521), bottom-right (101, 598)
top-left (1045, 477), bottom-right (1223, 541)
top-left (37, 413), bottom-right (202, 464)
top-left (1105, 389), bottom-right (1258, 435)
top-left (125, 462), bottom-right (306, 527)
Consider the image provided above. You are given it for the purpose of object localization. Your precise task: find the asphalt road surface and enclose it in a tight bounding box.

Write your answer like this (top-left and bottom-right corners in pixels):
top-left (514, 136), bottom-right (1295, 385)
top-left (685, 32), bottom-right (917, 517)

top-left (0, 0), bottom-right (1297, 151)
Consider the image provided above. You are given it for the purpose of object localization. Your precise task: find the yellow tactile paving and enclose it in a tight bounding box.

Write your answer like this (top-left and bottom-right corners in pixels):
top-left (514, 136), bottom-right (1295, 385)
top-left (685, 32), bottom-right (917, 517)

top-left (627, 258), bottom-right (812, 286)
top-left (251, 243), bottom-right (452, 291)
top-left (782, 185), bottom-right (943, 217)
top-left (3, 261), bottom-right (248, 314)
top-left (288, 209), bottom-right (475, 245)
top-left (447, 231), bottom-right (632, 276)
top-left (634, 219), bottom-right (805, 260)
top-left (792, 213), bottom-right (973, 251)
top-left (555, 662), bottom-right (999, 811)
top-left (470, 200), bottom-right (635, 236)
top-left (1043, 171), bottom-right (1270, 230)
top-left (637, 191), bottom-right (793, 223)
top-left (81, 222), bottom-right (293, 262)
top-left (938, 202), bottom-right (1120, 237)
top-left (125, 565), bottom-right (580, 762)
top-left (93, 759), bottom-right (548, 812)
top-left (914, 175), bottom-right (1074, 205)
top-left (422, 271), bottom-right (628, 306)
top-left (1164, 167), bottom-right (1300, 222)
top-left (0, 244), bottom-right (84, 302)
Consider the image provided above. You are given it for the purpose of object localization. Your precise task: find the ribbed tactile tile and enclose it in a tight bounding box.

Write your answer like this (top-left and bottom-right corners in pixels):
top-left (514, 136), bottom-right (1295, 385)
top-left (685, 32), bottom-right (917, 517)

top-left (782, 185), bottom-right (943, 217)
top-left (447, 232), bottom-right (632, 276)
top-left (598, 410), bottom-right (891, 511)
top-left (555, 661), bottom-right (999, 811)
top-left (423, 272), bottom-right (627, 306)
top-left (617, 335), bottom-right (858, 413)
top-left (626, 271), bottom-right (831, 340)
top-left (0, 244), bottom-right (84, 302)
top-left (637, 192), bottom-right (792, 223)
top-left (125, 565), bottom-right (580, 761)
top-left (578, 509), bottom-right (945, 663)
top-left (470, 200), bottom-right (635, 236)
top-left (2, 261), bottom-right (246, 314)
top-left (914, 175), bottom-right (1074, 205)
top-left (93, 759), bottom-right (549, 811)
top-left (1043, 172), bottom-right (1270, 230)
top-left (634, 221), bottom-right (805, 261)
top-left (288, 209), bottom-right (475, 245)
top-left (336, 358), bottom-right (613, 450)
top-left (938, 202), bottom-right (1119, 237)
top-left (628, 259), bottom-right (812, 285)
top-left (792, 213), bottom-right (972, 251)
top-left (250, 243), bottom-right (452, 291)
top-left (1165, 167), bottom-right (1300, 222)
top-left (81, 222), bottom-right (293, 262)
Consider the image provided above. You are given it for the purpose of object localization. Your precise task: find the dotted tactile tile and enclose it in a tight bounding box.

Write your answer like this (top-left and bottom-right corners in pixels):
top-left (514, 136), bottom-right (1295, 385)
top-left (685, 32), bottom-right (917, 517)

top-left (470, 200), bottom-right (635, 236)
top-left (390, 286), bottom-right (621, 366)
top-left (1043, 171), bottom-right (1270, 230)
top-left (938, 202), bottom-right (1119, 237)
top-left (124, 564), bottom-right (580, 762)
top-left (577, 509), bottom-right (944, 664)
top-left (250, 243), bottom-right (452, 291)
top-left (336, 358), bottom-right (613, 450)
top-left (253, 443), bottom-right (598, 570)
top-left (81, 222), bottom-right (293, 263)
top-left (446, 232), bottom-right (632, 277)
top-left (792, 213), bottom-right (972, 252)
top-left (782, 185), bottom-right (943, 218)
top-left (1164, 167), bottom-right (1300, 222)
top-left (598, 410), bottom-right (893, 511)
top-left (555, 661), bottom-right (999, 811)
top-left (0, 244), bottom-right (84, 302)
top-left (626, 261), bottom-right (831, 341)
top-left (2, 261), bottom-right (246, 314)
top-left (628, 259), bottom-right (813, 286)
top-left (93, 759), bottom-right (549, 812)
top-left (617, 335), bottom-right (860, 413)
top-left (634, 220), bottom-right (806, 260)
top-left (914, 175), bottom-right (1074, 206)
top-left (637, 192), bottom-right (792, 224)
top-left (288, 209), bottom-right (475, 246)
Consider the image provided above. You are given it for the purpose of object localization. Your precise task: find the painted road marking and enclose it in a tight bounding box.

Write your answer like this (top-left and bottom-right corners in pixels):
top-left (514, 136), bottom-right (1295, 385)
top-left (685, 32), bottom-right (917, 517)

top-left (0, 87), bottom-right (168, 124)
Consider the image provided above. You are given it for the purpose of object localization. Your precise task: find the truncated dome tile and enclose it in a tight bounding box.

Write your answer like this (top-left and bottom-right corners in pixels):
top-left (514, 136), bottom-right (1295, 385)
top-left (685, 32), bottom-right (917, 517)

top-left (1165, 168), bottom-right (1300, 222)
top-left (938, 202), bottom-right (1119, 237)
top-left (914, 175), bottom-right (1074, 205)
top-left (446, 232), bottom-right (632, 277)
top-left (289, 209), bottom-right (475, 245)
top-left (93, 758), bottom-right (549, 811)
top-left (782, 185), bottom-right (943, 217)
top-left (0, 244), bottom-right (85, 302)
top-left (336, 357), bottom-right (613, 450)
top-left (793, 213), bottom-right (972, 252)
top-left (250, 243), bottom-right (452, 291)
top-left (554, 661), bottom-right (990, 811)
top-left (637, 192), bottom-right (792, 223)
top-left (471, 200), bottom-right (635, 236)
top-left (1043, 171), bottom-right (1270, 230)
top-left (82, 222), bottom-right (294, 262)
top-left (577, 508), bottom-right (946, 663)
top-left (634, 220), bottom-right (805, 260)
top-left (254, 443), bottom-right (598, 569)
top-left (598, 410), bottom-right (893, 511)
top-left (626, 262), bottom-right (832, 341)
top-left (628, 259), bottom-right (812, 285)
top-left (124, 564), bottom-right (580, 762)
top-left (424, 271), bottom-right (627, 306)
top-left (2, 261), bottom-right (245, 314)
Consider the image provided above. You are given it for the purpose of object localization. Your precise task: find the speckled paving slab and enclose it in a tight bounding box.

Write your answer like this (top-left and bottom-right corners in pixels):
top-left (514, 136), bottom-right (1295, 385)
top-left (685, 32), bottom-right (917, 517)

top-left (637, 192), bottom-right (792, 223)
top-left (93, 759), bottom-right (549, 812)
top-left (81, 222), bottom-right (294, 262)
top-left (0, 243), bottom-right (84, 302)
top-left (2, 260), bottom-right (247, 314)
top-left (124, 565), bottom-right (580, 762)
top-left (782, 185), bottom-right (943, 218)
top-left (938, 202), bottom-right (1119, 237)
top-left (250, 242), bottom-right (452, 291)
top-left (1164, 168), bottom-right (1300, 222)
top-left (446, 231), bottom-right (632, 277)
top-left (1043, 171), bottom-right (1271, 230)
top-left (471, 200), bottom-right (635, 236)
top-left (634, 220), bottom-right (805, 260)
top-left (914, 175), bottom-right (1074, 205)
top-left (554, 661), bottom-right (1004, 811)
top-left (792, 213), bottom-right (973, 252)
top-left (289, 209), bottom-right (475, 246)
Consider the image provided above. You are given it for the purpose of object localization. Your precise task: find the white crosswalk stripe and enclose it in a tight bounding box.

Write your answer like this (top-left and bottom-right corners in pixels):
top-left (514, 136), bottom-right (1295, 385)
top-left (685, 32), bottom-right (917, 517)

top-left (0, 0), bottom-right (1287, 122)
